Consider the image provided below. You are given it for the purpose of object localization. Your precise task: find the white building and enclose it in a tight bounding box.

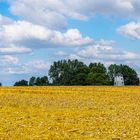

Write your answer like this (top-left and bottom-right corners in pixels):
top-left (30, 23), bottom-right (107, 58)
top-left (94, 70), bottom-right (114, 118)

top-left (114, 73), bottom-right (124, 86)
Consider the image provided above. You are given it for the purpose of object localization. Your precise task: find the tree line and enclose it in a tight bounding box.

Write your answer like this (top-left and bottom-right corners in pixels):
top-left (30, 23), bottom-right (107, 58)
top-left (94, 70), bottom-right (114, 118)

top-left (14, 59), bottom-right (140, 86)
top-left (14, 76), bottom-right (49, 86)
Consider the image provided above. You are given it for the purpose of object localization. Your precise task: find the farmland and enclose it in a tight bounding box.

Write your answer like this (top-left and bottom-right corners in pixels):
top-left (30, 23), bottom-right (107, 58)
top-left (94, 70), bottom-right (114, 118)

top-left (0, 86), bottom-right (140, 140)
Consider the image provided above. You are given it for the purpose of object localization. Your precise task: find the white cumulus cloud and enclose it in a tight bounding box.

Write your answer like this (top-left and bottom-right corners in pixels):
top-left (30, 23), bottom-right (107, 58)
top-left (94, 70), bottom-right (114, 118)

top-left (8, 0), bottom-right (140, 30)
top-left (117, 22), bottom-right (140, 40)
top-left (0, 20), bottom-right (93, 49)
top-left (69, 39), bottom-right (140, 62)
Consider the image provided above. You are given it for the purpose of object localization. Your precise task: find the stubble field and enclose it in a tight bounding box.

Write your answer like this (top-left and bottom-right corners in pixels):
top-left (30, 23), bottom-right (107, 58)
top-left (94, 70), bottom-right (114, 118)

top-left (0, 86), bottom-right (140, 140)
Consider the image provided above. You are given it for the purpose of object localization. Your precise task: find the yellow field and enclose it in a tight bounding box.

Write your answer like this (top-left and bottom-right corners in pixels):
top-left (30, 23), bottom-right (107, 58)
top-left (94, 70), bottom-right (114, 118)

top-left (0, 86), bottom-right (140, 140)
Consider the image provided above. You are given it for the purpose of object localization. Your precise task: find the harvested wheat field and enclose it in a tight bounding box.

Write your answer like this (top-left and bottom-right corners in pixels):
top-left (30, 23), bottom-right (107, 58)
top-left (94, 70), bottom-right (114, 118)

top-left (0, 86), bottom-right (140, 140)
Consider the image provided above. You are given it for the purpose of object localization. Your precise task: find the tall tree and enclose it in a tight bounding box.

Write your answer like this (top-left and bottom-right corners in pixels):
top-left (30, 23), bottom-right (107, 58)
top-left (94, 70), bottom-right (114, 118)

top-left (29, 77), bottom-right (36, 86)
top-left (49, 59), bottom-right (89, 85)
top-left (88, 63), bottom-right (109, 85)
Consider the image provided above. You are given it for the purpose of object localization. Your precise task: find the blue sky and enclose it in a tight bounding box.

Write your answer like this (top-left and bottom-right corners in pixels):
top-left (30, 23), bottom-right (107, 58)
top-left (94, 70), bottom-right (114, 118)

top-left (0, 0), bottom-right (140, 85)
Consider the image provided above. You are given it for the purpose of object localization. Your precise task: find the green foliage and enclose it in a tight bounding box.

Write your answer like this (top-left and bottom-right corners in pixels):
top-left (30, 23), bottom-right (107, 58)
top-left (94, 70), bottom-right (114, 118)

top-left (89, 63), bottom-right (107, 73)
top-left (86, 73), bottom-right (109, 85)
top-left (49, 59), bottom-right (89, 85)
top-left (15, 76), bottom-right (49, 86)
top-left (49, 60), bottom-right (110, 85)
top-left (88, 63), bottom-right (109, 85)
top-left (14, 80), bottom-right (28, 86)
top-left (29, 77), bottom-right (36, 86)
top-left (35, 76), bottom-right (49, 86)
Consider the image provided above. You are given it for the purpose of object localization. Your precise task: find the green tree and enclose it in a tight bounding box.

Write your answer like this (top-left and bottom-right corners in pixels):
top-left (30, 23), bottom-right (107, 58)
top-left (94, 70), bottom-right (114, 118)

top-left (35, 76), bottom-right (49, 86)
top-left (14, 80), bottom-right (28, 86)
top-left (87, 73), bottom-right (109, 85)
top-left (29, 77), bottom-right (36, 86)
top-left (40, 76), bottom-right (49, 86)
top-left (49, 59), bottom-right (89, 85)
top-left (89, 63), bottom-right (107, 73)
top-left (88, 62), bottom-right (109, 85)
top-left (35, 77), bottom-right (41, 86)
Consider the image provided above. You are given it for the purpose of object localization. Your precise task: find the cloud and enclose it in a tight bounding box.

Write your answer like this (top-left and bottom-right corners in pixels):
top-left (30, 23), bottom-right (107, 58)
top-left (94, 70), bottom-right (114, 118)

top-left (9, 0), bottom-right (88, 29)
top-left (0, 55), bottom-right (19, 65)
top-left (55, 51), bottom-right (67, 56)
top-left (2, 66), bottom-right (28, 75)
top-left (0, 44), bottom-right (32, 55)
top-left (0, 57), bottom-right (50, 74)
top-left (117, 22), bottom-right (140, 40)
top-left (4, 60), bottom-right (50, 75)
top-left (84, 0), bottom-right (133, 17)
top-left (0, 14), bottom-right (13, 25)
top-left (25, 60), bottom-right (50, 71)
top-left (69, 54), bottom-right (81, 60)
top-left (8, 0), bottom-right (140, 31)
top-left (68, 39), bottom-right (140, 63)
top-left (0, 20), bottom-right (93, 50)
